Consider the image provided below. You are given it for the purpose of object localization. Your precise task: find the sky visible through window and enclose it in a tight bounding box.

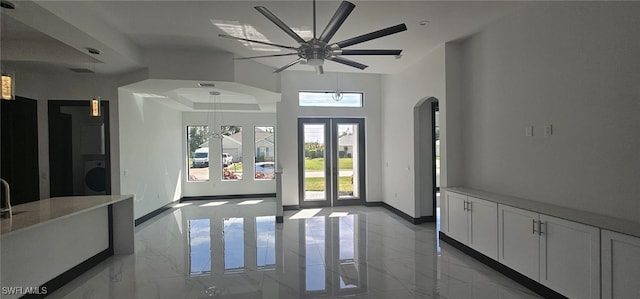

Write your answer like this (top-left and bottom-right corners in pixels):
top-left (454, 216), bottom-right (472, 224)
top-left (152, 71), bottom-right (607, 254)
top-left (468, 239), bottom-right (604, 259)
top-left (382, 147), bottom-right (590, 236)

top-left (299, 92), bottom-right (363, 107)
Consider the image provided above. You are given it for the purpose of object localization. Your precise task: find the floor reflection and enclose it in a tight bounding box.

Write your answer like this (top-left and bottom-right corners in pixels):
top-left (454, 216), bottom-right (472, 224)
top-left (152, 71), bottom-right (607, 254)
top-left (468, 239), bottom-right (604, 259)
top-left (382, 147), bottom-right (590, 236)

top-left (301, 214), bottom-right (367, 297)
top-left (47, 198), bottom-right (541, 299)
top-left (188, 219), bottom-right (211, 276)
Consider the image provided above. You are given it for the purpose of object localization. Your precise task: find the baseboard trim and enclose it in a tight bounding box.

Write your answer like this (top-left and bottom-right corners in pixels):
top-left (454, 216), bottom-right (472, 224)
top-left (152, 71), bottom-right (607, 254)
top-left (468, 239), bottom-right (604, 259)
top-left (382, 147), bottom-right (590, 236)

top-left (283, 205), bottom-right (299, 211)
top-left (381, 202), bottom-right (435, 225)
top-left (363, 201), bottom-right (383, 207)
top-left (135, 202), bottom-right (174, 226)
top-left (181, 193), bottom-right (276, 202)
top-left (29, 248), bottom-right (112, 298)
top-left (438, 232), bottom-right (568, 299)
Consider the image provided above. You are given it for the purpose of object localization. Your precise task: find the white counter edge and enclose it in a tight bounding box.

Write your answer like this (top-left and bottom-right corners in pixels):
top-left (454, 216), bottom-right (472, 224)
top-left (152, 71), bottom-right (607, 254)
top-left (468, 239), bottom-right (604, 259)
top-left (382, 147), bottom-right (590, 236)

top-left (1, 195), bottom-right (134, 238)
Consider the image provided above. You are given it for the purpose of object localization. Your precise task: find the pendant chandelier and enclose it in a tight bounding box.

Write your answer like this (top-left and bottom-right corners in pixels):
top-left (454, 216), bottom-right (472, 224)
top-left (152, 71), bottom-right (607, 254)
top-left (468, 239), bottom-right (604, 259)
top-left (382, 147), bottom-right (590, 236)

top-left (332, 73), bottom-right (343, 102)
top-left (208, 91), bottom-right (224, 139)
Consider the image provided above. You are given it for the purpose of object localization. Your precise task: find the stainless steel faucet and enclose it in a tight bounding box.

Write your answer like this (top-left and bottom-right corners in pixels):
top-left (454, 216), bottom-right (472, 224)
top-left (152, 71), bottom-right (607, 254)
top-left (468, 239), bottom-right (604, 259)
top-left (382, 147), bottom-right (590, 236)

top-left (0, 178), bottom-right (11, 219)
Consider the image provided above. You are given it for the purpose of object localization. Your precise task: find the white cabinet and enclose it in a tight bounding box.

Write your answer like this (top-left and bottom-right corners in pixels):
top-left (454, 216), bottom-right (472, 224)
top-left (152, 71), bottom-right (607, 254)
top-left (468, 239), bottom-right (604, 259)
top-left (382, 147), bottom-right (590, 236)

top-left (601, 229), bottom-right (640, 299)
top-left (539, 214), bottom-right (600, 299)
top-left (446, 191), bottom-right (469, 242)
top-left (445, 191), bottom-right (498, 260)
top-left (498, 204), bottom-right (540, 280)
top-left (468, 197), bottom-right (498, 260)
top-left (498, 204), bottom-right (600, 299)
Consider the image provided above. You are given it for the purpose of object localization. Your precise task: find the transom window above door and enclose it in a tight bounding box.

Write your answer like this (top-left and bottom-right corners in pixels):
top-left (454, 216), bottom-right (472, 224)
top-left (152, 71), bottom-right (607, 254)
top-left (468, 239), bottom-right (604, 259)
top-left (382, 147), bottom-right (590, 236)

top-left (298, 91), bottom-right (363, 108)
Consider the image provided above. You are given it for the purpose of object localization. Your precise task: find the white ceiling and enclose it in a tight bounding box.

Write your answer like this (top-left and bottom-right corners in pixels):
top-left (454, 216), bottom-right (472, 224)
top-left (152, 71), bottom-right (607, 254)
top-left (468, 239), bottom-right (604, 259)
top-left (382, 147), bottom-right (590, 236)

top-left (1, 1), bottom-right (526, 112)
top-left (2, 0), bottom-right (526, 75)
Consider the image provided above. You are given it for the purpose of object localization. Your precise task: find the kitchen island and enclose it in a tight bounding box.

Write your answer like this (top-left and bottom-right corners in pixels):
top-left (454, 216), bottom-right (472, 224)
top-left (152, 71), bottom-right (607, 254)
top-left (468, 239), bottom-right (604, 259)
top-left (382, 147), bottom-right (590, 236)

top-left (0, 195), bottom-right (134, 298)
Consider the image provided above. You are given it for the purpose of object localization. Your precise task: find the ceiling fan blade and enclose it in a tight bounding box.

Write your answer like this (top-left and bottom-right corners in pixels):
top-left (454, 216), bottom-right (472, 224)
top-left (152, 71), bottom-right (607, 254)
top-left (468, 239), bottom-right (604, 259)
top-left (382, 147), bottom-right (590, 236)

top-left (218, 34), bottom-right (298, 51)
top-left (255, 6), bottom-right (307, 44)
top-left (315, 65), bottom-right (324, 74)
top-left (334, 24), bottom-right (407, 49)
top-left (319, 1), bottom-right (356, 43)
top-left (233, 53), bottom-right (299, 60)
top-left (329, 56), bottom-right (368, 70)
top-left (339, 49), bottom-right (403, 56)
top-left (274, 58), bottom-right (303, 73)
top-left (313, 0), bottom-right (317, 39)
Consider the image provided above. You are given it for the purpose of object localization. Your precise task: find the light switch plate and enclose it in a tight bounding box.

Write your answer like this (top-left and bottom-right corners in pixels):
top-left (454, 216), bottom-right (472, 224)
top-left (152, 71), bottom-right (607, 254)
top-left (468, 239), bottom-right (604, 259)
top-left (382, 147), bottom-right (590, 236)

top-left (525, 126), bottom-right (534, 137)
top-left (544, 124), bottom-right (553, 136)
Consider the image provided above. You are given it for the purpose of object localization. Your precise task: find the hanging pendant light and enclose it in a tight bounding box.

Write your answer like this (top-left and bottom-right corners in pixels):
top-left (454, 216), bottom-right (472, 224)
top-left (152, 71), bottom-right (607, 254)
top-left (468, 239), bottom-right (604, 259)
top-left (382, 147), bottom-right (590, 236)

top-left (209, 91), bottom-right (223, 139)
top-left (332, 72), bottom-right (343, 102)
top-left (1, 0), bottom-right (16, 100)
top-left (87, 47), bottom-right (101, 117)
top-left (1, 73), bottom-right (14, 100)
top-left (90, 97), bottom-right (101, 117)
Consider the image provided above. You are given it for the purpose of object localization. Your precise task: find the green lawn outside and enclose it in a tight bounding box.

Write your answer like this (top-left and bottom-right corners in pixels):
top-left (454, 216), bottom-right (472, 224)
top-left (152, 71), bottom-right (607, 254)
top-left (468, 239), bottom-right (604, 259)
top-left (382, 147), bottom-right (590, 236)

top-left (304, 158), bottom-right (353, 171)
top-left (305, 176), bottom-right (353, 191)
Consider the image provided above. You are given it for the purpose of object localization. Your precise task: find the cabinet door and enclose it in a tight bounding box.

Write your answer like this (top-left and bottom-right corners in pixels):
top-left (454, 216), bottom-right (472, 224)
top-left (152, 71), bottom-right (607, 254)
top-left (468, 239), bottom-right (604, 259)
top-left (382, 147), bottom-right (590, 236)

top-left (498, 205), bottom-right (539, 281)
top-left (602, 229), bottom-right (640, 299)
top-left (539, 215), bottom-right (600, 299)
top-left (468, 197), bottom-right (498, 260)
top-left (446, 192), bottom-right (469, 244)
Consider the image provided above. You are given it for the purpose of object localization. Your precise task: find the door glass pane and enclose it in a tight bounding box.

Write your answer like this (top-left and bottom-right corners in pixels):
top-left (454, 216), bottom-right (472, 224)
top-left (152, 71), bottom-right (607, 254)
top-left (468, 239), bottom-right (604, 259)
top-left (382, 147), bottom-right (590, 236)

top-left (337, 124), bottom-right (358, 199)
top-left (223, 217), bottom-right (244, 273)
top-left (254, 126), bottom-right (275, 180)
top-left (189, 219), bottom-right (211, 276)
top-left (222, 126), bottom-right (242, 180)
top-left (187, 125), bottom-right (209, 181)
top-left (303, 124), bottom-right (326, 201)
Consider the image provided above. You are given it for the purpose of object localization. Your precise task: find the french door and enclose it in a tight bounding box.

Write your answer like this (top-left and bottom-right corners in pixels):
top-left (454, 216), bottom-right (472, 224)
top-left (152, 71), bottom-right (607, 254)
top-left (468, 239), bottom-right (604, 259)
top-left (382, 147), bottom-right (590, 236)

top-left (298, 118), bottom-right (365, 207)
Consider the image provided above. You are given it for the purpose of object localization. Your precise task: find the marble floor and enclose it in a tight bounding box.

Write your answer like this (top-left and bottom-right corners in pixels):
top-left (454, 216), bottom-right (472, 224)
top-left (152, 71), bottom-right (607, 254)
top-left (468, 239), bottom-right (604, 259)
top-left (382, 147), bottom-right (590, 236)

top-left (48, 198), bottom-right (541, 299)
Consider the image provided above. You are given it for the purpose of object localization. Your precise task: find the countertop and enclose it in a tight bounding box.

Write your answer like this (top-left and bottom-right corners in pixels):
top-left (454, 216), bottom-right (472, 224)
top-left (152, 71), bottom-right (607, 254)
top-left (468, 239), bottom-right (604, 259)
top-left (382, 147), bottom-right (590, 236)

top-left (1, 195), bottom-right (134, 237)
top-left (446, 187), bottom-right (640, 238)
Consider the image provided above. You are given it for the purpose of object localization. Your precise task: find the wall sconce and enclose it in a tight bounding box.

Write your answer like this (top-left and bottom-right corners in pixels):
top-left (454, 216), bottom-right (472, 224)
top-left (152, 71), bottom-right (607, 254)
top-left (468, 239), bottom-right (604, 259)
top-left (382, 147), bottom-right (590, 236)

top-left (90, 97), bottom-right (101, 117)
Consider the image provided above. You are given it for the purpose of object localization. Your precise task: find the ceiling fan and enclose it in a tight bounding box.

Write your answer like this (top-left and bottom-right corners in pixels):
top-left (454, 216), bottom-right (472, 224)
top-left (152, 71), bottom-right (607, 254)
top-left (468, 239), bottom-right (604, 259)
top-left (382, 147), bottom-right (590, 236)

top-left (219, 0), bottom-right (407, 74)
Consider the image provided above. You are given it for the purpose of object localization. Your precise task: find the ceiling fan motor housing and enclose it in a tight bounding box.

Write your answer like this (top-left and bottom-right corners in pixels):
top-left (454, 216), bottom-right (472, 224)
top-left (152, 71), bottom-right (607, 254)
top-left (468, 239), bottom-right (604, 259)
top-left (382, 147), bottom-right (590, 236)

top-left (299, 39), bottom-right (333, 66)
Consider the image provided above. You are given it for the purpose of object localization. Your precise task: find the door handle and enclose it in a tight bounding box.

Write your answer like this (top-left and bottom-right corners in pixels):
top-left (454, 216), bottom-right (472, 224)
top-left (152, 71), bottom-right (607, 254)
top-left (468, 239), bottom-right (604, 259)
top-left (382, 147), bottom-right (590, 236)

top-left (538, 221), bottom-right (544, 236)
top-left (463, 201), bottom-right (468, 211)
top-left (532, 219), bottom-right (538, 234)
top-left (467, 201), bottom-right (472, 212)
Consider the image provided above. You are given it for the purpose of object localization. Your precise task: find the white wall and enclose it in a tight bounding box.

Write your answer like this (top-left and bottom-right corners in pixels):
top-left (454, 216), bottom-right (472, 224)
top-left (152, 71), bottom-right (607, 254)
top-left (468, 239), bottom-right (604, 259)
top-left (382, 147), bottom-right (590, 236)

top-left (380, 45), bottom-right (446, 218)
top-left (454, 2), bottom-right (640, 221)
top-left (277, 71), bottom-right (383, 206)
top-left (118, 89), bottom-right (183, 219)
top-left (5, 63), bottom-right (120, 199)
top-left (143, 49), bottom-right (234, 82)
top-left (181, 112), bottom-right (277, 197)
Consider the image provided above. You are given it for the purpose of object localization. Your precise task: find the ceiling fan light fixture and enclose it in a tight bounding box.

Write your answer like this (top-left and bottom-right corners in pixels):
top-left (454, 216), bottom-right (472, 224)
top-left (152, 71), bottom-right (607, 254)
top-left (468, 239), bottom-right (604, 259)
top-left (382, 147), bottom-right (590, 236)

top-left (306, 58), bottom-right (324, 66)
